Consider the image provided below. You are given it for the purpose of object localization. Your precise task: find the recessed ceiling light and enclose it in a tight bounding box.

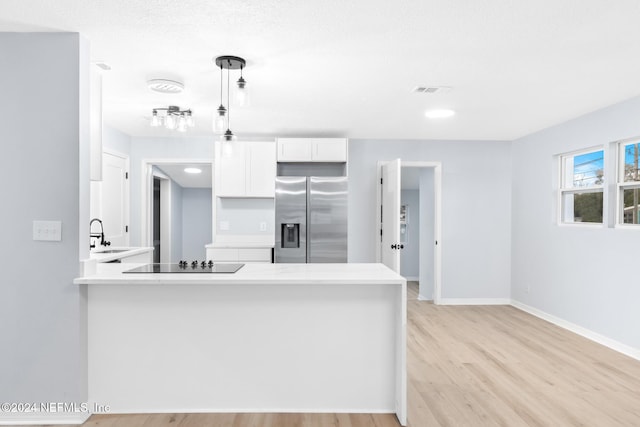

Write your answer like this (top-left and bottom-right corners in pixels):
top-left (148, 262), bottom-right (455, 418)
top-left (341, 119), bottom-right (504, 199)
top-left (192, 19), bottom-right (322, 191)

top-left (184, 167), bottom-right (202, 174)
top-left (147, 79), bottom-right (184, 94)
top-left (425, 109), bottom-right (456, 119)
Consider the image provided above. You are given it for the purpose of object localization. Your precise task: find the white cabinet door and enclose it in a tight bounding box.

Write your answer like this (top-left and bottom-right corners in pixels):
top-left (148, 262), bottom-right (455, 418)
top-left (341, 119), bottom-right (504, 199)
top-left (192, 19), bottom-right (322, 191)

top-left (215, 141), bottom-right (246, 197)
top-left (246, 141), bottom-right (276, 197)
top-left (277, 138), bottom-right (347, 162)
top-left (312, 138), bottom-right (347, 162)
top-left (277, 138), bottom-right (312, 162)
top-left (96, 152), bottom-right (129, 247)
top-left (216, 141), bottom-right (276, 198)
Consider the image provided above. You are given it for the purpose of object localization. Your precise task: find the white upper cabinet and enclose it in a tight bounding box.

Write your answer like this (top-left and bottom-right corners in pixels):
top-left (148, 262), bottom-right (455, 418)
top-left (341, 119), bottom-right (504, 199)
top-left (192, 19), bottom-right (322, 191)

top-left (215, 141), bottom-right (276, 198)
top-left (277, 138), bottom-right (347, 162)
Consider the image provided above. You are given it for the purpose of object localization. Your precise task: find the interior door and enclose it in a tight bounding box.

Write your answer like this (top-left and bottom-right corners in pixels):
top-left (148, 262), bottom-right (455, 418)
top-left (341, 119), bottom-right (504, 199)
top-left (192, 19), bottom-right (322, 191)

top-left (381, 159), bottom-right (401, 272)
top-left (101, 152), bottom-right (129, 246)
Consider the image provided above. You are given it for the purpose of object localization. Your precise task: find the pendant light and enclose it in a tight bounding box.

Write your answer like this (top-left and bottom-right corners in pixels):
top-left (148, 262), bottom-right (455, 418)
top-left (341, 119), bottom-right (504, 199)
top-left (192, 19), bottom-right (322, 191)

top-left (213, 56), bottom-right (247, 141)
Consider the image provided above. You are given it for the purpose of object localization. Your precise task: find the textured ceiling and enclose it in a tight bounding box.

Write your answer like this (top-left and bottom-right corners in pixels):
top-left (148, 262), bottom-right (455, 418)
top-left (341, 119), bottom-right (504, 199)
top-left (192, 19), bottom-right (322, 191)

top-left (2, 0), bottom-right (640, 141)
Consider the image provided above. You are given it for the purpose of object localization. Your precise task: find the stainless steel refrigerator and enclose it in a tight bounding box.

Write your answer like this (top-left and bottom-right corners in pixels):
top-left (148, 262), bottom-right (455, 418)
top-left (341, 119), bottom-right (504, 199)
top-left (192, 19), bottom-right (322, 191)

top-left (275, 176), bottom-right (348, 263)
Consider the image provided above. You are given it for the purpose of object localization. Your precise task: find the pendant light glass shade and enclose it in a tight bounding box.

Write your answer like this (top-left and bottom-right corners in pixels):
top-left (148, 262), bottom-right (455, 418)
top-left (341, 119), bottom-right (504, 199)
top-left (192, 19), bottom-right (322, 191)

top-left (150, 110), bottom-right (160, 127)
top-left (185, 111), bottom-right (195, 127)
top-left (177, 114), bottom-right (187, 132)
top-left (165, 114), bottom-right (177, 130)
top-left (235, 75), bottom-right (249, 107)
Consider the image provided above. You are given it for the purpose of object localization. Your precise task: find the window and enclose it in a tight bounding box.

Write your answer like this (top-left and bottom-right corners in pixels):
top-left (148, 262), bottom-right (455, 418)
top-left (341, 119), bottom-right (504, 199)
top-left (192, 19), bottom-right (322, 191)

top-left (559, 148), bottom-right (604, 224)
top-left (618, 139), bottom-right (640, 225)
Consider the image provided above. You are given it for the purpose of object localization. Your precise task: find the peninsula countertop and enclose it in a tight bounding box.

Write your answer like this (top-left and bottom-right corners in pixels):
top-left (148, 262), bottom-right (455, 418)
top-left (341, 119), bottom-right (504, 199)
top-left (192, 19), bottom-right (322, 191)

top-left (74, 262), bottom-right (406, 286)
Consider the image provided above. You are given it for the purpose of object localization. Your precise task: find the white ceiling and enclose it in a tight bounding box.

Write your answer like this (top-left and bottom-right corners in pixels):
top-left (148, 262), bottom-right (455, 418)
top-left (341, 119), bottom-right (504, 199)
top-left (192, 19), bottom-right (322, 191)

top-left (2, 0), bottom-right (640, 141)
top-left (156, 164), bottom-right (212, 188)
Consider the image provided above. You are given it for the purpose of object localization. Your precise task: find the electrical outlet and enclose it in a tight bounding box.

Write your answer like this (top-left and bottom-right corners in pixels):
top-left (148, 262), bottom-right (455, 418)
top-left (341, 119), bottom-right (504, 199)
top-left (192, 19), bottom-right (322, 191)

top-left (259, 222), bottom-right (267, 232)
top-left (33, 220), bottom-right (62, 241)
top-left (219, 221), bottom-right (230, 231)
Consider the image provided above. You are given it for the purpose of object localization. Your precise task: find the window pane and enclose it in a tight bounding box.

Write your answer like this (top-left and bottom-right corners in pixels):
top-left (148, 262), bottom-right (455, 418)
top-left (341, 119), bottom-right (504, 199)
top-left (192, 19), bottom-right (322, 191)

top-left (564, 150), bottom-right (604, 188)
top-left (562, 191), bottom-right (603, 223)
top-left (623, 142), bottom-right (640, 182)
top-left (622, 188), bottom-right (640, 224)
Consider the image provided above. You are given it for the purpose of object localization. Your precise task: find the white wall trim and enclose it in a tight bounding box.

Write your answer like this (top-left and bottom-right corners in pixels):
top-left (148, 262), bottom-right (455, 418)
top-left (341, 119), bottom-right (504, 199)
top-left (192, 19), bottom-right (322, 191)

top-left (403, 276), bottom-right (419, 281)
top-left (439, 298), bottom-right (511, 305)
top-left (0, 412), bottom-right (90, 425)
top-left (417, 295), bottom-right (432, 302)
top-left (511, 300), bottom-right (640, 361)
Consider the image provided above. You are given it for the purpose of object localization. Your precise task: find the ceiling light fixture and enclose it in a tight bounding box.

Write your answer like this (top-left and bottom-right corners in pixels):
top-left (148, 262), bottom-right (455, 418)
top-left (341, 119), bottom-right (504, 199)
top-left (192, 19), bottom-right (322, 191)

top-left (150, 106), bottom-right (195, 132)
top-left (213, 55), bottom-right (249, 143)
top-left (425, 109), bottom-right (456, 119)
top-left (147, 79), bottom-right (184, 94)
top-left (184, 167), bottom-right (202, 174)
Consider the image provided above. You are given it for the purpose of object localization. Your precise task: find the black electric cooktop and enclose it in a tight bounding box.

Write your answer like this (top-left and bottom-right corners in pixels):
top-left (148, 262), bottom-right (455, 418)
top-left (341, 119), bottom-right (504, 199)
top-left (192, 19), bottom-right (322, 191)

top-left (123, 262), bottom-right (244, 274)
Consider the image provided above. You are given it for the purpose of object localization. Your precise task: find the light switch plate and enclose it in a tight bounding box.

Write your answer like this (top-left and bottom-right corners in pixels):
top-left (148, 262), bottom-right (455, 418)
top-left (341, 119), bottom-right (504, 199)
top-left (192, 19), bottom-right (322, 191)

top-left (33, 220), bottom-right (62, 241)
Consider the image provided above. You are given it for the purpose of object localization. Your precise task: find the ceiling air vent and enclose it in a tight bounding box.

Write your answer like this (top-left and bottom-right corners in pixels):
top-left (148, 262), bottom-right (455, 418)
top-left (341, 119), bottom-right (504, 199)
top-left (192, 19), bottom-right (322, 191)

top-left (412, 86), bottom-right (452, 94)
top-left (147, 79), bottom-right (184, 94)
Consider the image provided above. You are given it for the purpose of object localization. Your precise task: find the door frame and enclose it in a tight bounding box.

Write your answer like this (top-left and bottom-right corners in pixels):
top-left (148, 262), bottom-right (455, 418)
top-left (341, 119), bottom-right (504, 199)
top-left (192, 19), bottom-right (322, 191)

top-left (141, 158), bottom-right (214, 261)
top-left (376, 160), bottom-right (442, 304)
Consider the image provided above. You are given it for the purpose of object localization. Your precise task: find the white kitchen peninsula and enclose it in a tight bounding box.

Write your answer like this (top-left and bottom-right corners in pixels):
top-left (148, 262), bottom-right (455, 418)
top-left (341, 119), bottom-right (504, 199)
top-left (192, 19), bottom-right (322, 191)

top-left (74, 263), bottom-right (407, 425)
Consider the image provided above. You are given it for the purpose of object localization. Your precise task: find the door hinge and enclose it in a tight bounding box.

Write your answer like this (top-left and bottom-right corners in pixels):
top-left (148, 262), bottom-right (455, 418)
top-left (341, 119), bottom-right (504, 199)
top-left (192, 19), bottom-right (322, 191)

top-left (125, 225), bottom-right (129, 233)
top-left (380, 178), bottom-right (383, 184)
top-left (380, 229), bottom-right (383, 236)
top-left (125, 172), bottom-right (129, 179)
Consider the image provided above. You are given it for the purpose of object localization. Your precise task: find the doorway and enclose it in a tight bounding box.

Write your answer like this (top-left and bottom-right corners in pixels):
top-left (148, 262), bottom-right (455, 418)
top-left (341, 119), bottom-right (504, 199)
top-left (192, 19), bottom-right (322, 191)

top-left (141, 158), bottom-right (213, 263)
top-left (376, 160), bottom-right (442, 303)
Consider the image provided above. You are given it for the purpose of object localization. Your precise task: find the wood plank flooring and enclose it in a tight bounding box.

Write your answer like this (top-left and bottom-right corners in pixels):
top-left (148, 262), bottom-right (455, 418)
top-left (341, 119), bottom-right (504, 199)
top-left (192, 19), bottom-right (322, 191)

top-left (19, 281), bottom-right (640, 426)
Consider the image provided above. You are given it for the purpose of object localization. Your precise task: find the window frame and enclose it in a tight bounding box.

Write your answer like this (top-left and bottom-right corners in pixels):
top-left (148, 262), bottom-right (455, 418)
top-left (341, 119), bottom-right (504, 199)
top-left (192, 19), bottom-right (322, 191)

top-left (616, 138), bottom-right (640, 227)
top-left (557, 146), bottom-right (605, 226)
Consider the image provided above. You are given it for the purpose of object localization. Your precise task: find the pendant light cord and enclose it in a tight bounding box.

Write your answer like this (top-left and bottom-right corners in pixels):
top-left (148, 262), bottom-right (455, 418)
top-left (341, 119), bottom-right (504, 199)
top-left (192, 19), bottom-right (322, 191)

top-left (219, 64), bottom-right (223, 107)
top-left (227, 60), bottom-right (231, 131)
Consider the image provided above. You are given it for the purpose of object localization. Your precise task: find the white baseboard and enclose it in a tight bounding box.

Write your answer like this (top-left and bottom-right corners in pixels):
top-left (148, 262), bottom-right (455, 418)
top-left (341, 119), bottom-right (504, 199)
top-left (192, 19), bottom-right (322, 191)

top-left (439, 298), bottom-right (511, 305)
top-left (511, 300), bottom-right (640, 362)
top-left (417, 295), bottom-right (432, 301)
top-left (403, 276), bottom-right (419, 282)
top-left (0, 412), bottom-right (90, 425)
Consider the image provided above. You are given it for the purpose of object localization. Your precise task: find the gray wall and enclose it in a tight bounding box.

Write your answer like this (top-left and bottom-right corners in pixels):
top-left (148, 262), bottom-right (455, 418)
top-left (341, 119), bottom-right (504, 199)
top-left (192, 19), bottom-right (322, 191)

top-left (348, 139), bottom-right (512, 300)
top-left (170, 180), bottom-right (183, 262)
top-left (182, 188), bottom-right (212, 261)
top-left (400, 190), bottom-right (419, 279)
top-left (419, 169), bottom-right (436, 300)
top-left (216, 198), bottom-right (275, 236)
top-left (0, 33), bottom-right (89, 411)
top-left (511, 95), bottom-right (640, 350)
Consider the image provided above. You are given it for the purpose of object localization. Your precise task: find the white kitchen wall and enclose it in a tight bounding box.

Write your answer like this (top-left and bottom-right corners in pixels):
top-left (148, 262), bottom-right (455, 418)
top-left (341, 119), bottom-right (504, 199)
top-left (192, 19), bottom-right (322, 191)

top-left (400, 190), bottom-right (419, 279)
top-left (348, 139), bottom-right (512, 300)
top-left (182, 188), bottom-right (212, 260)
top-left (0, 33), bottom-right (89, 423)
top-left (103, 125), bottom-right (132, 155)
top-left (129, 136), bottom-right (214, 246)
top-left (215, 198), bottom-right (275, 236)
top-left (511, 95), bottom-right (640, 352)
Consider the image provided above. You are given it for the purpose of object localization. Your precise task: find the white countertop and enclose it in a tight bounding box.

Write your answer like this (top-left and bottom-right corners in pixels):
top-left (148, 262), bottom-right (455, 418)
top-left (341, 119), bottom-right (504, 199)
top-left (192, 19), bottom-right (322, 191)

top-left (89, 247), bottom-right (154, 263)
top-left (74, 262), bottom-right (405, 286)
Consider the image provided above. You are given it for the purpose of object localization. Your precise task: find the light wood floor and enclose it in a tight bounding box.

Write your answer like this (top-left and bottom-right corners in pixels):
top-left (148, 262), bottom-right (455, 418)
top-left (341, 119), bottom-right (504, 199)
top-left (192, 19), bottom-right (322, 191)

top-left (22, 281), bottom-right (640, 426)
